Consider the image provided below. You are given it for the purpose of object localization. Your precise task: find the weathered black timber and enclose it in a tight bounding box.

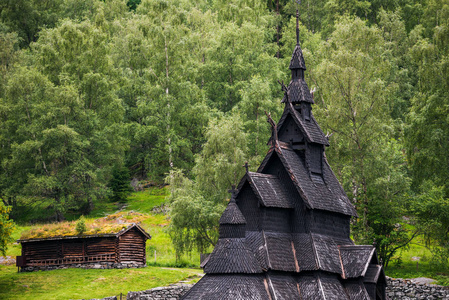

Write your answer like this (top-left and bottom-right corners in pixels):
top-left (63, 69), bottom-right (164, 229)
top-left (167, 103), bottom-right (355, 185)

top-left (183, 9), bottom-right (387, 300)
top-left (16, 224), bottom-right (150, 271)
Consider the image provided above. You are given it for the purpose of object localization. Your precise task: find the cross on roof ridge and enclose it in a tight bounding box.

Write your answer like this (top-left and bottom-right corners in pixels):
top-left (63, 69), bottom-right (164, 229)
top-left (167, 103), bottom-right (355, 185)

top-left (228, 185), bottom-right (238, 202)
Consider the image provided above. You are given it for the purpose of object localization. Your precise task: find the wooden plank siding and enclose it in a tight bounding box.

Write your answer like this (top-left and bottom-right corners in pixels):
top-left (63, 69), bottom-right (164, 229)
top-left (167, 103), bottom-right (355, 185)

top-left (18, 224), bottom-right (150, 269)
top-left (118, 228), bottom-right (146, 264)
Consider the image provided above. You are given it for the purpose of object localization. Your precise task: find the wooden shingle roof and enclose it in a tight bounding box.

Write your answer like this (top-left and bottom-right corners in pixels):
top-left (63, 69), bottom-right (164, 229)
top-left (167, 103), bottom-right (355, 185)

top-left (243, 231), bottom-right (363, 276)
top-left (344, 280), bottom-right (372, 300)
top-left (184, 272), bottom-right (372, 300)
top-left (267, 274), bottom-right (301, 298)
top-left (282, 78), bottom-right (315, 104)
top-left (289, 43), bottom-right (307, 70)
top-left (182, 274), bottom-right (270, 299)
top-left (219, 201), bottom-right (246, 225)
top-left (258, 144), bottom-right (357, 216)
top-left (339, 245), bottom-right (375, 278)
top-left (364, 265), bottom-right (383, 283)
top-left (246, 172), bottom-right (293, 209)
top-left (203, 238), bottom-right (262, 274)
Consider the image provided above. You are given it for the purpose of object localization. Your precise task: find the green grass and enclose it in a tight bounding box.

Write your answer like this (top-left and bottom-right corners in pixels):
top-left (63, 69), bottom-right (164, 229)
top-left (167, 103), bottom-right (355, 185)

top-left (386, 234), bottom-right (449, 285)
top-left (6, 225), bottom-right (31, 257)
top-left (87, 187), bottom-right (169, 219)
top-left (126, 187), bottom-right (169, 212)
top-left (0, 265), bottom-right (202, 300)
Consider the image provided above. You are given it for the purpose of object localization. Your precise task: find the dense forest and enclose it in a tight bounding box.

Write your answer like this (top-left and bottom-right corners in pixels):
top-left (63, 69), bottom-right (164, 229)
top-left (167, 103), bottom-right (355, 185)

top-left (0, 0), bottom-right (448, 268)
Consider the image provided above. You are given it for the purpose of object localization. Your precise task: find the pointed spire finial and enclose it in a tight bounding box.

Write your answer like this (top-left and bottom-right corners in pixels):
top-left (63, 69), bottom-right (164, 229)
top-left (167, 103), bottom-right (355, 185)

top-left (296, 9), bottom-right (299, 45)
top-left (243, 162), bottom-right (249, 173)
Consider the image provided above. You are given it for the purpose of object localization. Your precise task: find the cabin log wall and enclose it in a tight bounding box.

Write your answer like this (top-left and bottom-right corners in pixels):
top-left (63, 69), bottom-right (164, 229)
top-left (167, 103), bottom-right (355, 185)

top-left (20, 226), bottom-right (149, 269)
top-left (118, 228), bottom-right (146, 264)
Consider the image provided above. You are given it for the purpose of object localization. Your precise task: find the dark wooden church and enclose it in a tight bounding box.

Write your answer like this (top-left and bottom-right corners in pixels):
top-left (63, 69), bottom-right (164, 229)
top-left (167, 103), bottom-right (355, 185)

top-left (182, 12), bottom-right (387, 300)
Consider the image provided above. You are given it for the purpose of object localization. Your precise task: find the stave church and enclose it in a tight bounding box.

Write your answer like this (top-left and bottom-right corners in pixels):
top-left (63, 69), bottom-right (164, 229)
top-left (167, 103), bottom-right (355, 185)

top-left (182, 11), bottom-right (387, 300)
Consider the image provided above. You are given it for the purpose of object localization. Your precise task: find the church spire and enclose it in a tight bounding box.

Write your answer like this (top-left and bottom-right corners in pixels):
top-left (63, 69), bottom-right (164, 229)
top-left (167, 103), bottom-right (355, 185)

top-left (282, 9), bottom-right (314, 105)
top-left (289, 9), bottom-right (306, 71)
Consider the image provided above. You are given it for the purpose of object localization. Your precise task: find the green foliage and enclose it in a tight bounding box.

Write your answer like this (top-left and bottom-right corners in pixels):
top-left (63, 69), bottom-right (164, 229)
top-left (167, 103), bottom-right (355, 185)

top-left (168, 170), bottom-right (223, 256)
top-left (75, 215), bottom-right (87, 235)
top-left (193, 114), bottom-right (248, 203)
top-left (167, 113), bottom-right (249, 256)
top-left (0, 201), bottom-right (15, 256)
top-left (412, 183), bottom-right (449, 267)
top-left (127, 0), bottom-right (141, 11)
top-left (109, 166), bottom-right (132, 203)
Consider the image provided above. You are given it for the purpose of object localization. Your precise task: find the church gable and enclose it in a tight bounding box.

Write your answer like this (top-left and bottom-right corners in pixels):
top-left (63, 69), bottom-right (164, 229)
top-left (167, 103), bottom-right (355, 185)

top-left (275, 104), bottom-right (329, 146)
top-left (278, 113), bottom-right (305, 147)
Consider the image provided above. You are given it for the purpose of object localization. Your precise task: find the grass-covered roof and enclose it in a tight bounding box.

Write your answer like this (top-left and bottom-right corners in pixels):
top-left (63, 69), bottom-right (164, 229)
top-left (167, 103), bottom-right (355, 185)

top-left (19, 211), bottom-right (148, 241)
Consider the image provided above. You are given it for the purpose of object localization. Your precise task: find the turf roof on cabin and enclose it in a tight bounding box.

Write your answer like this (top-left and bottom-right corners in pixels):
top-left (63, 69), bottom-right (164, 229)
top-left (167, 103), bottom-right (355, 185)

top-left (19, 211), bottom-right (148, 240)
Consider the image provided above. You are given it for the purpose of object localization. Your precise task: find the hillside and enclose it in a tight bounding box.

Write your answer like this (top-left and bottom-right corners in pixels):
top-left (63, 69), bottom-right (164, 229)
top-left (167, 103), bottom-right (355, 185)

top-left (0, 187), bottom-right (203, 300)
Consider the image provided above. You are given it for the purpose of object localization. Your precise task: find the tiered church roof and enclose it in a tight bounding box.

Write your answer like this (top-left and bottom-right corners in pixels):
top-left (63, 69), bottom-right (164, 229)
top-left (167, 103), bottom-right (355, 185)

top-left (182, 11), bottom-right (387, 300)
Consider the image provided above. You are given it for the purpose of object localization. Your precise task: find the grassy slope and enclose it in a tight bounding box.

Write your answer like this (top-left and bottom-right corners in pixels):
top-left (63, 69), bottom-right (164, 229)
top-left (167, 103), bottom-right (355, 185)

top-left (1, 187), bottom-right (203, 299)
top-left (386, 236), bottom-right (449, 285)
top-left (0, 265), bottom-right (201, 300)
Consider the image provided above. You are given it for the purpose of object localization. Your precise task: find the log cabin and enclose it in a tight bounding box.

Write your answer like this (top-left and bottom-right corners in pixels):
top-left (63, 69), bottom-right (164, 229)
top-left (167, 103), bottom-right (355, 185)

top-left (16, 223), bottom-right (150, 271)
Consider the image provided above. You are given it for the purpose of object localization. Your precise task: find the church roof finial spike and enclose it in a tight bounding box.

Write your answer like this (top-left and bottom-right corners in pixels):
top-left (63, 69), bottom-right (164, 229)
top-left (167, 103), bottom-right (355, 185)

top-left (296, 9), bottom-right (299, 45)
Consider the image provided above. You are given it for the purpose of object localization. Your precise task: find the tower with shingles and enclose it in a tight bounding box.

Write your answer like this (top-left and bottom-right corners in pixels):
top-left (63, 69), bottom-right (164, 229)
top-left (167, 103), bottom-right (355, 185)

top-left (182, 11), bottom-right (387, 300)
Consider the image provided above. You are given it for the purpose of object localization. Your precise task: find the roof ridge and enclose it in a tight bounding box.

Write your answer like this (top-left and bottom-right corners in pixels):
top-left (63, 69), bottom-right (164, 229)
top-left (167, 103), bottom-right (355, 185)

top-left (248, 172), bottom-right (278, 178)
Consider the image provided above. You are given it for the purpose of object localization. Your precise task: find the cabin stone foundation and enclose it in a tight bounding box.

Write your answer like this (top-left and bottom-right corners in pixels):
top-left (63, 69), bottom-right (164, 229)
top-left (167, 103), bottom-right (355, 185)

top-left (20, 261), bottom-right (146, 272)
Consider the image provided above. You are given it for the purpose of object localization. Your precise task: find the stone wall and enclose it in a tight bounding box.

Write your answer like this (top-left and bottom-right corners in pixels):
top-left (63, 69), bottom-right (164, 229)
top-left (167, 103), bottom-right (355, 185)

top-left (21, 261), bottom-right (146, 272)
top-left (126, 284), bottom-right (193, 300)
top-left (387, 277), bottom-right (449, 300)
